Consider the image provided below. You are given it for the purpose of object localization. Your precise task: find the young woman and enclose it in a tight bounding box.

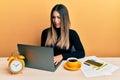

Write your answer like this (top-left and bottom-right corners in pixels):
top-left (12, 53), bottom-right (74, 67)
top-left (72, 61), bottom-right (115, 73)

top-left (41, 4), bottom-right (85, 65)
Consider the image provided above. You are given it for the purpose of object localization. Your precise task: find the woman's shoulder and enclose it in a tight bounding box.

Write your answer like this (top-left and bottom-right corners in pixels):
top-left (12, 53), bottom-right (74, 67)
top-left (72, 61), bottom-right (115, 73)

top-left (42, 28), bottom-right (50, 34)
top-left (42, 28), bottom-right (49, 32)
top-left (69, 29), bottom-right (78, 34)
top-left (69, 29), bottom-right (81, 40)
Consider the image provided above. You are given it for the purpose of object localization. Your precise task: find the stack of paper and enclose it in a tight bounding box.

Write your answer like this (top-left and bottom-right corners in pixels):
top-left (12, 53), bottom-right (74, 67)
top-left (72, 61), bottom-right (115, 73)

top-left (79, 56), bottom-right (119, 77)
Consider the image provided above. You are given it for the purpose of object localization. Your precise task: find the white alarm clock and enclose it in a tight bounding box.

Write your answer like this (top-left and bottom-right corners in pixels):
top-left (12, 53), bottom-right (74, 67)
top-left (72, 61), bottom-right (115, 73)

top-left (8, 55), bottom-right (25, 74)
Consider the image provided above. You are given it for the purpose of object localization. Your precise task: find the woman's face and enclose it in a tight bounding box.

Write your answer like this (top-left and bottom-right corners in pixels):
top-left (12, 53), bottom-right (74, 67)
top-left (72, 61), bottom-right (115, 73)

top-left (52, 11), bottom-right (61, 28)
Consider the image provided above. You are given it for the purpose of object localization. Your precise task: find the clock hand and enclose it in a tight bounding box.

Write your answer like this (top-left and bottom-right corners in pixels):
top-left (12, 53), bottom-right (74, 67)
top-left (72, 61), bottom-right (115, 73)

top-left (13, 64), bottom-right (16, 67)
top-left (16, 64), bottom-right (19, 67)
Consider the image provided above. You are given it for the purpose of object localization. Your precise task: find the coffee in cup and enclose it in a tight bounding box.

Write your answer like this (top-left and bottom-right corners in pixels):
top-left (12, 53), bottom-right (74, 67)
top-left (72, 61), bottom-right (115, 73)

top-left (66, 57), bottom-right (81, 68)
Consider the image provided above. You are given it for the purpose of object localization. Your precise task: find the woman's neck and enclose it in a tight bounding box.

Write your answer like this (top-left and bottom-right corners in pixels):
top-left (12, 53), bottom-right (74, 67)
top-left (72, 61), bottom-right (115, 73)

top-left (54, 27), bottom-right (61, 38)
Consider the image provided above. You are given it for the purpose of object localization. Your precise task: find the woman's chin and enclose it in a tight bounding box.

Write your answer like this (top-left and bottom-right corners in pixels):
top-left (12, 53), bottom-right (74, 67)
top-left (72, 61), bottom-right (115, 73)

top-left (55, 26), bottom-right (61, 28)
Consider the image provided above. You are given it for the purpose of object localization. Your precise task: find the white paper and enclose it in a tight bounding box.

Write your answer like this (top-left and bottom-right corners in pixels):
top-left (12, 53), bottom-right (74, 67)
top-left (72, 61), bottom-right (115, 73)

top-left (79, 56), bottom-right (119, 77)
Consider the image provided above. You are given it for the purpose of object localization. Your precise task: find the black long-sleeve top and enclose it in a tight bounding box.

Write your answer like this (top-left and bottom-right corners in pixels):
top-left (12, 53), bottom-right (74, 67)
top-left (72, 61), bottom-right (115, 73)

top-left (41, 28), bottom-right (85, 60)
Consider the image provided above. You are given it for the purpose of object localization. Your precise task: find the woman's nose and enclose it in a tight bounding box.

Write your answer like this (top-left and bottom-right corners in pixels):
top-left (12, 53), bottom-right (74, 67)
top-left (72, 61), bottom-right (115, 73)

top-left (54, 18), bottom-right (58, 23)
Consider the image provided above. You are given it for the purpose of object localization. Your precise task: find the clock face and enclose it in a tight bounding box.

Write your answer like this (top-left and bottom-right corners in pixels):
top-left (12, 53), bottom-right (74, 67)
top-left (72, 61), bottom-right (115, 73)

top-left (10, 60), bottom-right (23, 72)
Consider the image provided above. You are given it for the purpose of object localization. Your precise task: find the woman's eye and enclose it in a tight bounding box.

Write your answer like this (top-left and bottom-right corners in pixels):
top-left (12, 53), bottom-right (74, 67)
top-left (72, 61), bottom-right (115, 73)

top-left (52, 16), bottom-right (60, 19)
top-left (52, 16), bottom-right (55, 19)
top-left (57, 16), bottom-right (60, 19)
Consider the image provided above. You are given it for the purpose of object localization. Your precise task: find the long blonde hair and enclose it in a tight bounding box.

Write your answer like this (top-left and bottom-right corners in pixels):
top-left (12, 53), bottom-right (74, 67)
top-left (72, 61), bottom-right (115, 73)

top-left (45, 4), bottom-right (71, 50)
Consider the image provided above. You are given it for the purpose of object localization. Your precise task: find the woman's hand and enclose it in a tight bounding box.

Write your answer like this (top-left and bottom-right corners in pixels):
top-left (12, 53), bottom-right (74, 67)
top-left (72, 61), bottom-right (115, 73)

top-left (54, 54), bottom-right (63, 65)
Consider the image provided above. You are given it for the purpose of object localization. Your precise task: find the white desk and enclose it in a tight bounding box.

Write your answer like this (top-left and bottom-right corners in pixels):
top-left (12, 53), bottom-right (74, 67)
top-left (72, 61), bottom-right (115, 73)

top-left (0, 57), bottom-right (120, 80)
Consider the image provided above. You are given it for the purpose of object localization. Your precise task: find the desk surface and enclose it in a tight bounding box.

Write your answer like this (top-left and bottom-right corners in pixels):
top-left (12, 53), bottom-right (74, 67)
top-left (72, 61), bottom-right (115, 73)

top-left (0, 57), bottom-right (120, 80)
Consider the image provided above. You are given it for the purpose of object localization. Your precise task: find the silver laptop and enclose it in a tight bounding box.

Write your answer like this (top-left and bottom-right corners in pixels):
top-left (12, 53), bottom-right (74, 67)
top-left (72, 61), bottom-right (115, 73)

top-left (17, 44), bottom-right (62, 72)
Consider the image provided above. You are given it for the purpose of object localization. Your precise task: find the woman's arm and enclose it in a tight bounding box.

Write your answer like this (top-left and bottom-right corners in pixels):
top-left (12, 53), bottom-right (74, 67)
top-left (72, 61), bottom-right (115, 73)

top-left (62, 30), bottom-right (85, 60)
top-left (41, 29), bottom-right (48, 46)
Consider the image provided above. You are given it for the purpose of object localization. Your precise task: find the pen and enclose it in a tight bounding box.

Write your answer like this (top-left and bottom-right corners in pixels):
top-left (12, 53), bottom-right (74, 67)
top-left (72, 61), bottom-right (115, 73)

top-left (84, 63), bottom-right (90, 66)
